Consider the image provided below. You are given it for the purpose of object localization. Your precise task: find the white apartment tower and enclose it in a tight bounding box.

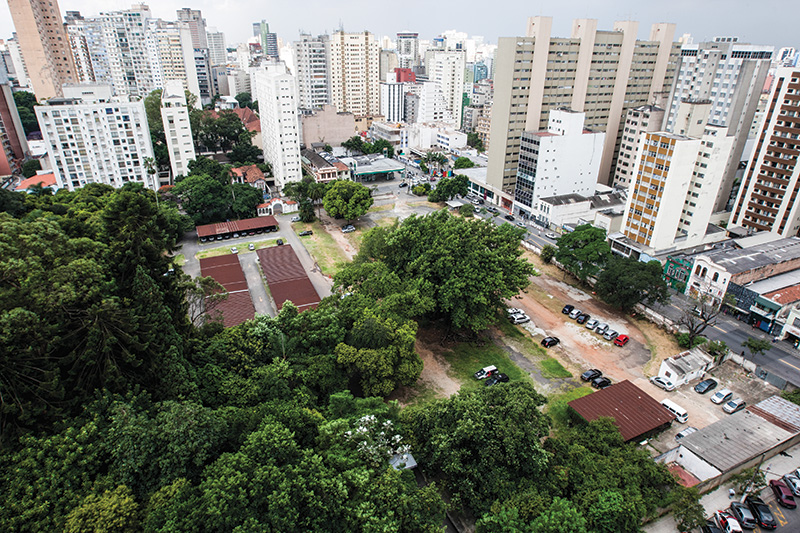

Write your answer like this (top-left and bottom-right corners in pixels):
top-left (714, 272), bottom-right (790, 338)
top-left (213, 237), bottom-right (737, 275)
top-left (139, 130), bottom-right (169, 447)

top-left (613, 105), bottom-right (666, 189)
top-left (35, 98), bottom-right (155, 191)
top-left (427, 50), bottom-right (466, 128)
top-left (731, 68), bottom-right (800, 237)
top-left (294, 34), bottom-right (330, 110)
top-left (65, 12), bottom-right (95, 83)
top-left (327, 31), bottom-right (381, 116)
top-left (253, 63), bottom-right (302, 191)
top-left (380, 82), bottom-right (405, 122)
top-left (206, 29), bottom-right (227, 66)
top-left (396, 32), bottom-right (419, 69)
top-left (513, 109), bottom-right (605, 218)
top-left (404, 81), bottom-right (447, 124)
top-left (145, 20), bottom-right (201, 103)
top-left (161, 81), bottom-right (195, 179)
top-left (488, 17), bottom-right (679, 194)
top-left (100, 5), bottom-right (155, 98)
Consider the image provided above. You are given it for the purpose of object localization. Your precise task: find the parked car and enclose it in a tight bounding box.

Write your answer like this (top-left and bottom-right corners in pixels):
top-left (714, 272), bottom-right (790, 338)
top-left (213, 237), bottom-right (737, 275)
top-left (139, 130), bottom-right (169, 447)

top-left (276, 239), bottom-right (284, 246)
top-left (649, 376), bottom-right (676, 391)
top-left (711, 389), bottom-right (734, 404)
top-left (694, 378), bottom-right (718, 394)
top-left (299, 230), bottom-right (313, 236)
top-left (591, 376), bottom-right (612, 389)
top-left (545, 232), bottom-right (558, 239)
top-left (584, 318), bottom-right (599, 330)
top-left (783, 474), bottom-right (800, 496)
top-left (562, 304), bottom-right (574, 315)
top-left (576, 313), bottom-right (590, 324)
top-left (485, 373), bottom-right (509, 387)
top-left (569, 308), bottom-right (582, 319)
top-left (291, 216), bottom-right (301, 222)
top-left (675, 426), bottom-right (698, 441)
top-left (701, 521), bottom-right (723, 533)
top-left (603, 329), bottom-right (619, 341)
top-left (200, 236), bottom-right (207, 243)
top-left (714, 511), bottom-right (743, 533)
top-left (541, 336), bottom-right (560, 348)
top-left (769, 479), bottom-right (797, 508)
top-left (723, 398), bottom-right (747, 414)
top-left (342, 225), bottom-right (355, 233)
top-left (746, 496), bottom-right (777, 529)
top-left (474, 365), bottom-right (498, 380)
top-left (506, 307), bottom-right (524, 316)
top-left (230, 246), bottom-right (239, 254)
top-left (594, 323), bottom-right (609, 335)
top-left (248, 243), bottom-right (255, 251)
top-left (504, 214), bottom-right (515, 221)
top-left (232, 232), bottom-right (239, 238)
top-left (728, 503), bottom-right (756, 530)
top-left (509, 313), bottom-right (530, 325)
top-left (613, 334), bottom-right (629, 347)
top-left (581, 369), bottom-right (602, 382)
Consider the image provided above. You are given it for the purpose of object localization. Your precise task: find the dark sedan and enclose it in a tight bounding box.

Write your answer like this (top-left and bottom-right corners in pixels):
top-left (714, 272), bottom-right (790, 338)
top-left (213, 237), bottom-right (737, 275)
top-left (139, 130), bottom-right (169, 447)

top-left (485, 373), bottom-right (509, 387)
top-left (694, 378), bottom-right (718, 394)
top-left (562, 304), bottom-right (574, 315)
top-left (576, 313), bottom-right (590, 324)
top-left (770, 479), bottom-right (797, 508)
top-left (746, 496), bottom-right (777, 529)
top-left (541, 336), bottom-right (560, 348)
top-left (591, 377), bottom-right (612, 389)
top-left (581, 369), bottom-right (602, 382)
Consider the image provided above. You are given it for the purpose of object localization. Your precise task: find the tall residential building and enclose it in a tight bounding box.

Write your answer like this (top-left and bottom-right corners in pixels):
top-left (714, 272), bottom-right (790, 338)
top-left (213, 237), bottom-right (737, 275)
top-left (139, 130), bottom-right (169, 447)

top-left (379, 50), bottom-right (399, 84)
top-left (513, 109), bottom-right (605, 218)
top-left (404, 81), bottom-right (447, 124)
top-left (2, 35), bottom-right (30, 89)
top-left (252, 62), bottom-right (302, 191)
top-left (176, 8), bottom-right (207, 49)
top-left (380, 81), bottom-right (404, 122)
top-left (488, 17), bottom-right (679, 194)
top-left (254, 21), bottom-right (278, 59)
top-left (7, 0), bottom-right (77, 99)
top-left (100, 5), bottom-right (155, 99)
top-left (64, 12), bottom-right (95, 83)
top-left (613, 105), bottom-right (666, 189)
top-left (666, 37), bottom-right (773, 211)
top-left (35, 97), bottom-right (155, 191)
top-left (161, 81), bottom-right (195, 179)
top-left (731, 68), bottom-right (800, 237)
top-left (327, 31), bottom-right (380, 116)
top-left (207, 29), bottom-right (227, 66)
top-left (294, 34), bottom-right (330, 110)
top-left (0, 77), bottom-right (28, 175)
top-left (145, 19), bottom-right (200, 102)
top-left (193, 48), bottom-right (213, 104)
top-left (427, 50), bottom-right (466, 128)
top-left (619, 102), bottom-right (735, 253)
top-left (397, 32), bottom-right (419, 69)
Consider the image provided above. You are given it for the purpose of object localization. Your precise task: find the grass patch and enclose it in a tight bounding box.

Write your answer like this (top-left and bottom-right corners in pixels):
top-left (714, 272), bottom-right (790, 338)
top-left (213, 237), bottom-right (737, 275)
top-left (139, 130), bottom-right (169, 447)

top-left (540, 358), bottom-right (572, 379)
top-left (445, 341), bottom-right (532, 391)
top-left (296, 220), bottom-right (349, 277)
top-left (402, 381), bottom-right (441, 406)
top-left (546, 386), bottom-right (593, 428)
top-left (496, 315), bottom-right (525, 339)
top-left (196, 239), bottom-right (279, 259)
top-left (172, 253), bottom-right (186, 266)
top-left (368, 203), bottom-right (395, 213)
top-left (373, 216), bottom-right (398, 228)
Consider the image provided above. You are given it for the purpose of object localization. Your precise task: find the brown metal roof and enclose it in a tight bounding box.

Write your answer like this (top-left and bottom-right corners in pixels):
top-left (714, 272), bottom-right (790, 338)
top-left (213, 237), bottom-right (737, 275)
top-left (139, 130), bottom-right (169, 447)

top-left (256, 245), bottom-right (321, 312)
top-left (196, 216), bottom-right (278, 238)
top-left (199, 253), bottom-right (255, 327)
top-left (568, 380), bottom-right (676, 441)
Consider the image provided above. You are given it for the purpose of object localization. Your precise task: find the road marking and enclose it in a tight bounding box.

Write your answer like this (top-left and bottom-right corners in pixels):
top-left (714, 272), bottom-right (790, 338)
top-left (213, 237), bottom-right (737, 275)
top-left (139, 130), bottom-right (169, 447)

top-left (780, 358), bottom-right (800, 372)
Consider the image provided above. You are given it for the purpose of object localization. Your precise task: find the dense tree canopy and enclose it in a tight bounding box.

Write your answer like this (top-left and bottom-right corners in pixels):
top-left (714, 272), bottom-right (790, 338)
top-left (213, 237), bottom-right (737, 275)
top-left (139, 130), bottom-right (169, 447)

top-left (322, 180), bottom-right (374, 222)
top-left (554, 224), bottom-right (612, 282)
top-left (428, 174), bottom-right (470, 202)
top-left (595, 256), bottom-right (670, 312)
top-left (453, 156), bottom-right (475, 169)
top-left (13, 91), bottom-right (39, 135)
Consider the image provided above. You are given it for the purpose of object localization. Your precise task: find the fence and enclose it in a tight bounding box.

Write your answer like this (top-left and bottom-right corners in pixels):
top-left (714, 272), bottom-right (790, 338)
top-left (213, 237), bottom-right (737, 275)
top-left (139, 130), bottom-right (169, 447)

top-left (721, 350), bottom-right (790, 390)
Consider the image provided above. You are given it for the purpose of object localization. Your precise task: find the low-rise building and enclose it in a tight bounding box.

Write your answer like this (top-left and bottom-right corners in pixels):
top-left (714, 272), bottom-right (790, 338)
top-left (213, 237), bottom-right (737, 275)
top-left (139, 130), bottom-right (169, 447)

top-left (301, 149), bottom-right (351, 183)
top-left (656, 348), bottom-right (713, 388)
top-left (534, 190), bottom-right (626, 231)
top-left (231, 164), bottom-right (268, 194)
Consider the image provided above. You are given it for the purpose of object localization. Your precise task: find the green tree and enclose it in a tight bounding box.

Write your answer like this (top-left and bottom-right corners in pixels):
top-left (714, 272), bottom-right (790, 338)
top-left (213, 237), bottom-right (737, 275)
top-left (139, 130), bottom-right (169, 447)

top-left (553, 224), bottom-right (611, 282)
top-left (459, 203), bottom-right (474, 217)
top-left (742, 337), bottom-right (772, 359)
top-left (234, 91), bottom-right (253, 108)
top-left (172, 174), bottom-right (231, 224)
top-left (342, 136), bottom-right (364, 154)
top-left (595, 256), bottom-right (670, 312)
top-left (21, 159), bottom-right (41, 178)
top-left (64, 485), bottom-right (140, 533)
top-left (453, 156), bottom-right (475, 169)
top-left (0, 188), bottom-right (26, 216)
top-left (230, 182), bottom-right (263, 219)
top-left (428, 174), bottom-right (469, 202)
top-left (530, 497), bottom-right (589, 533)
top-left (678, 292), bottom-right (732, 349)
top-left (322, 180), bottom-right (374, 222)
top-left (540, 245), bottom-right (556, 264)
top-left (187, 156), bottom-right (228, 184)
top-left (467, 132), bottom-right (485, 152)
top-left (13, 91), bottom-right (39, 135)
top-left (586, 490), bottom-right (641, 533)
top-left (671, 486), bottom-right (706, 532)
top-left (227, 132), bottom-right (262, 166)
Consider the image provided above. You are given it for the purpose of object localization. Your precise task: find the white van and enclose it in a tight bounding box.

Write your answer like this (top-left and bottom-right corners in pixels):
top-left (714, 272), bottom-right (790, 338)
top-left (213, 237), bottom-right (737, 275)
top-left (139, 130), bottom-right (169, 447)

top-left (661, 399), bottom-right (688, 424)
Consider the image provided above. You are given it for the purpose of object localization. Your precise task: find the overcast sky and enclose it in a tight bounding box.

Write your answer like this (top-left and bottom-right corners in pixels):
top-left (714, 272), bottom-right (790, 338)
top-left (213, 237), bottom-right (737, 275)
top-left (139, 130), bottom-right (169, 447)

top-left (2, 0), bottom-right (798, 51)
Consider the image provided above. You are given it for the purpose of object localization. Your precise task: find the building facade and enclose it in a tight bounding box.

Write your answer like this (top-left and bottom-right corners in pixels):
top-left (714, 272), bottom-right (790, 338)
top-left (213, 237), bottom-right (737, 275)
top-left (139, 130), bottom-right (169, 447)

top-left (206, 29), bottom-right (227, 66)
top-left (488, 17), bottom-right (679, 194)
top-left (380, 81), bottom-right (405, 122)
top-left (161, 81), bottom-right (195, 180)
top-left (100, 5), bottom-right (155, 99)
top-left (427, 50), bottom-right (466, 128)
top-left (327, 31), bottom-right (380, 116)
top-left (294, 34), bottom-right (330, 110)
top-left (613, 105), bottom-right (666, 189)
top-left (176, 8), bottom-right (207, 49)
top-left (35, 98), bottom-right (155, 191)
top-left (396, 32), bottom-right (419, 69)
top-left (0, 77), bottom-right (28, 176)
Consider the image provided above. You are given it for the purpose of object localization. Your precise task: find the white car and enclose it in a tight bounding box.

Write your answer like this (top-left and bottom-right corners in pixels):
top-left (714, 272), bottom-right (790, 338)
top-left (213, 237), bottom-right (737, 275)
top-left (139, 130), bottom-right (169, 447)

top-left (711, 389), bottom-right (733, 404)
top-left (291, 216), bottom-right (301, 222)
top-left (568, 308), bottom-right (582, 319)
top-left (783, 474), bottom-right (800, 496)
top-left (649, 376), bottom-right (676, 391)
top-left (509, 313), bottom-right (530, 325)
top-left (506, 307), bottom-right (524, 316)
top-left (584, 318), bottom-right (599, 330)
top-left (342, 225), bottom-right (355, 233)
top-left (230, 247), bottom-right (238, 254)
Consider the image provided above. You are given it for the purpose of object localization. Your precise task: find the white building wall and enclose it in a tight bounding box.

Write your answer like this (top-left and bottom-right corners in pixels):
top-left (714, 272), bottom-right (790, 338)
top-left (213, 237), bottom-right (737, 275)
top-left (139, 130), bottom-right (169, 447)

top-left (100, 6), bottom-right (154, 98)
top-left (35, 100), bottom-right (155, 191)
top-left (294, 34), bottom-right (330, 109)
top-left (428, 50), bottom-right (466, 128)
top-left (380, 82), bottom-right (405, 122)
top-left (161, 81), bottom-right (195, 179)
top-left (327, 31), bottom-right (380, 116)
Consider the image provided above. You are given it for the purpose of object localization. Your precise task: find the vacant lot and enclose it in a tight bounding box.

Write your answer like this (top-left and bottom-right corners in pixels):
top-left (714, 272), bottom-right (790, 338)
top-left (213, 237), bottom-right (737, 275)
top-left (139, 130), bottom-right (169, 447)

top-left (293, 220), bottom-right (351, 276)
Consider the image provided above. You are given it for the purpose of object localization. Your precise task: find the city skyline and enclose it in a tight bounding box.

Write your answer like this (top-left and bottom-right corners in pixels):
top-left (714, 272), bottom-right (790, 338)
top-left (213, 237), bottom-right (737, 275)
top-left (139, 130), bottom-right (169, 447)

top-left (2, 0), bottom-right (798, 50)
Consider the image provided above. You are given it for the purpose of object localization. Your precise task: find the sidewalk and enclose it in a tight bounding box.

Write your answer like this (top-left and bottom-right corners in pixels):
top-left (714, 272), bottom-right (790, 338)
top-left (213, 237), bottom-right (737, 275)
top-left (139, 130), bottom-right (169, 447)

top-left (645, 441), bottom-right (800, 532)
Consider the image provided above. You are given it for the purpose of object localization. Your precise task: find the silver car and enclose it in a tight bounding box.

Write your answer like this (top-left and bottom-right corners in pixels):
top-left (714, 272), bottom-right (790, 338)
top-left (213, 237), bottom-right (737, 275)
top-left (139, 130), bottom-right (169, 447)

top-left (594, 323), bottom-right (609, 335)
top-left (603, 329), bottom-right (618, 341)
top-left (584, 318), bottom-right (599, 330)
top-left (568, 308), bottom-right (582, 319)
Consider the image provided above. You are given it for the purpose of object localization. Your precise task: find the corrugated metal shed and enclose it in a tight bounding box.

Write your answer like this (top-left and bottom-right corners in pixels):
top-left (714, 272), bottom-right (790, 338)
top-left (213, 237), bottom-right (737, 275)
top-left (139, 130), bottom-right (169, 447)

top-left (257, 245), bottom-right (321, 312)
top-left (196, 216), bottom-right (278, 238)
top-left (568, 380), bottom-right (675, 441)
top-left (748, 395), bottom-right (800, 434)
top-left (199, 253), bottom-right (255, 327)
top-left (680, 410), bottom-right (792, 473)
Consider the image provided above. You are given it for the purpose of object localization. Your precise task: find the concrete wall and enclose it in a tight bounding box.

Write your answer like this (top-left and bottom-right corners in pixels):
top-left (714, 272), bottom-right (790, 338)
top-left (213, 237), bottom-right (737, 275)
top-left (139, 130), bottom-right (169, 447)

top-left (301, 105), bottom-right (357, 147)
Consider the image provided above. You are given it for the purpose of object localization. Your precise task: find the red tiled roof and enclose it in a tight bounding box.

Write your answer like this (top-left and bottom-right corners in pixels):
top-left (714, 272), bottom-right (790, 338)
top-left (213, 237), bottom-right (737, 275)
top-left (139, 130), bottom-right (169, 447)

top-left (232, 107), bottom-right (261, 132)
top-left (196, 216), bottom-right (278, 238)
top-left (231, 165), bottom-right (265, 184)
top-left (16, 172), bottom-right (56, 191)
top-left (568, 380), bottom-right (676, 442)
top-left (199, 253), bottom-right (255, 327)
top-left (256, 245), bottom-right (321, 312)
top-left (763, 284), bottom-right (800, 305)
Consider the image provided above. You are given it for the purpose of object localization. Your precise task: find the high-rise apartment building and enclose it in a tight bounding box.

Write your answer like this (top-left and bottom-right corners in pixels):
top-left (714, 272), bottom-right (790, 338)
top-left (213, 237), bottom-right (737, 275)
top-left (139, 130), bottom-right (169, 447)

top-left (1, 35), bottom-right (30, 89)
top-left (252, 62), bottom-right (302, 191)
top-left (379, 50), bottom-right (399, 84)
top-left (380, 81), bottom-right (405, 122)
top-left (0, 76), bottom-right (28, 176)
top-left (7, 0), bottom-right (77, 99)
top-left (731, 69), bottom-right (800, 237)
top-left (35, 97), bottom-right (155, 191)
top-left (161, 81), bottom-right (195, 179)
top-left (397, 32), bottom-right (419, 69)
top-left (327, 31), bottom-right (380, 116)
top-left (254, 21), bottom-right (278, 59)
top-left (100, 5), bottom-right (155, 99)
top-left (488, 17), bottom-right (679, 194)
top-left (64, 12), bottom-right (95, 83)
top-left (145, 19), bottom-right (200, 102)
top-left (176, 8), bottom-right (207, 49)
top-left (404, 81), bottom-right (447, 124)
top-left (294, 34), bottom-right (330, 110)
top-left (207, 29), bottom-right (227, 66)
top-left (613, 105), bottom-right (666, 189)
top-left (427, 50), bottom-right (466, 128)
top-left (665, 38), bottom-right (773, 211)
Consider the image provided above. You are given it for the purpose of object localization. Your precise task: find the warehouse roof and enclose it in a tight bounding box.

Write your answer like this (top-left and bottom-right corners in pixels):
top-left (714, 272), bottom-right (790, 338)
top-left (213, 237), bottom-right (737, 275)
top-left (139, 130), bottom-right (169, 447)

top-left (257, 245), bottom-right (320, 312)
